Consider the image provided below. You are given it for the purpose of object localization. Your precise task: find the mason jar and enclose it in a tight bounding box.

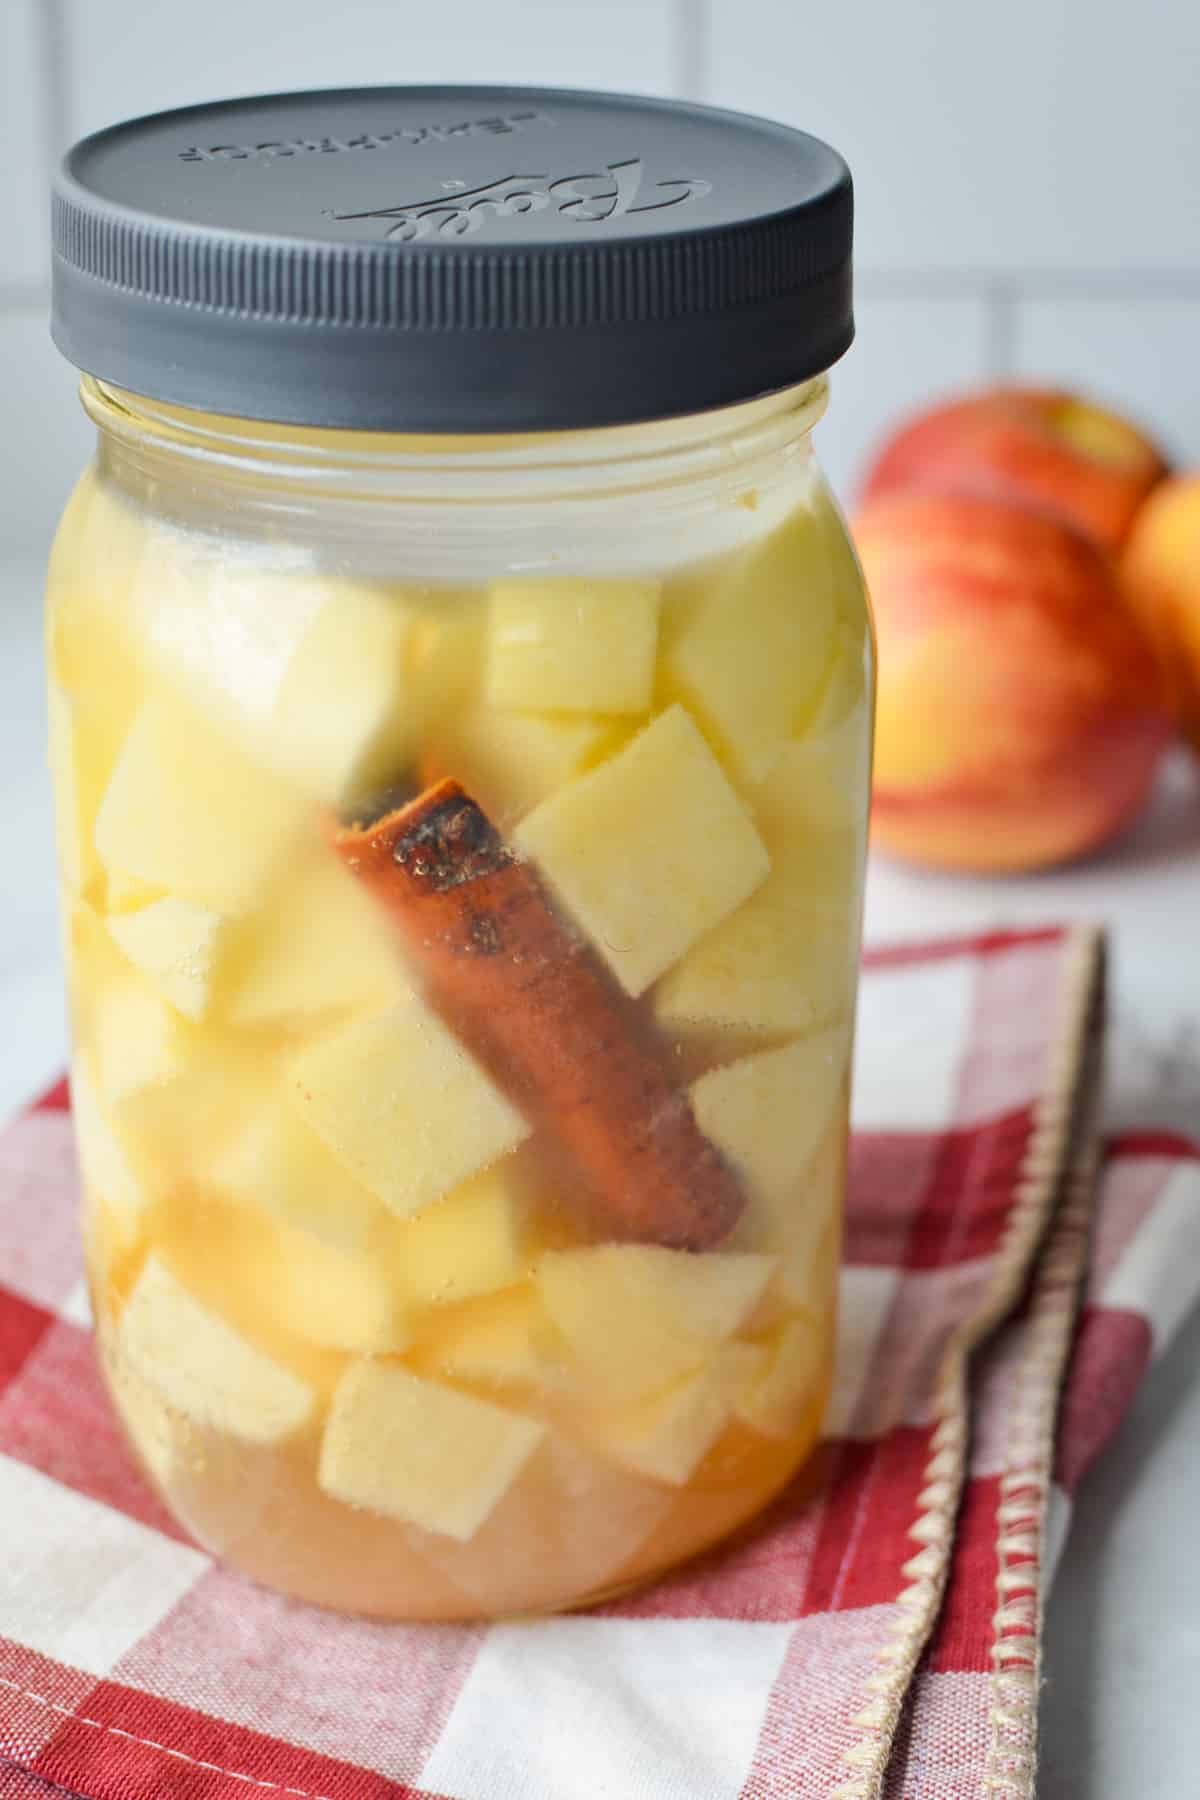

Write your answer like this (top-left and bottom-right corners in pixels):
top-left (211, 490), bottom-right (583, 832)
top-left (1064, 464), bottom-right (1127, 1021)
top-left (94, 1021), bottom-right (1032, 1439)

top-left (47, 85), bottom-right (872, 1620)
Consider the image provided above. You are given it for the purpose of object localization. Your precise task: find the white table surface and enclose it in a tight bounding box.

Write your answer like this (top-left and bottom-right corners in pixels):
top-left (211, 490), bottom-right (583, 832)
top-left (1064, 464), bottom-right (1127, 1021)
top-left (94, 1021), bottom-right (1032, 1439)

top-left (3, 555), bottom-right (1198, 1795)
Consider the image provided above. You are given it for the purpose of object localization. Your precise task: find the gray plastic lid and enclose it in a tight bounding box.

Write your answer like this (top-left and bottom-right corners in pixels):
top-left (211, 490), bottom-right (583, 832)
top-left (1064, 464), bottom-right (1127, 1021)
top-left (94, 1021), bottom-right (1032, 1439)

top-left (52, 85), bottom-right (853, 433)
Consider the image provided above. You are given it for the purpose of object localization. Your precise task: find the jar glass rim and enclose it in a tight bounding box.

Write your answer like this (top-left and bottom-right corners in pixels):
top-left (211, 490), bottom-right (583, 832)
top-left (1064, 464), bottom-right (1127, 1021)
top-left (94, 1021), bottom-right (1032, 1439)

top-left (82, 374), bottom-right (829, 508)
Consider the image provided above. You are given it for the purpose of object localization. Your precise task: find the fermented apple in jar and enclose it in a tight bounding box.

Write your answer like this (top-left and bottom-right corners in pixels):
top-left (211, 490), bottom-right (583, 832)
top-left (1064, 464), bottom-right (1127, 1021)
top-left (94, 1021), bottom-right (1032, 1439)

top-left (47, 84), bottom-right (869, 1618)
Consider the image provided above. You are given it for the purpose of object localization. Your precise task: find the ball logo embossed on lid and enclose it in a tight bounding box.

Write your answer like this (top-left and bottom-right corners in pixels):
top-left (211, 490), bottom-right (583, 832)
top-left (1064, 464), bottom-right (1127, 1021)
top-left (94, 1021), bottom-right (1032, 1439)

top-left (333, 161), bottom-right (714, 242)
top-left (52, 85), bottom-right (853, 432)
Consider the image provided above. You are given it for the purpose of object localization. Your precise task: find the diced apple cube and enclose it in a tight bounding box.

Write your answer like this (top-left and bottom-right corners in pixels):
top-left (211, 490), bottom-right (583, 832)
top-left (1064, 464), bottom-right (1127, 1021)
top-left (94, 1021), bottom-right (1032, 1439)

top-left (122, 535), bottom-right (327, 731)
top-left (47, 685), bottom-right (94, 900)
top-left (747, 1229), bottom-right (837, 1333)
top-left (88, 983), bottom-right (257, 1184)
top-left (209, 1101), bottom-right (386, 1251)
top-left (47, 685), bottom-right (84, 892)
top-left (149, 1193), bottom-right (361, 1399)
top-left (406, 595), bottom-right (486, 727)
top-left (392, 1162), bottom-right (526, 1308)
top-left (83, 952), bottom-right (250, 1179)
top-left (487, 576), bottom-right (661, 715)
top-left (46, 470), bottom-right (139, 690)
top-left (771, 1119), bottom-right (845, 1314)
top-left (270, 582), bottom-right (415, 807)
top-left (48, 674), bottom-right (144, 905)
top-left (117, 1256), bottom-right (317, 1445)
top-left (70, 1058), bottom-right (150, 1252)
top-left (229, 851), bottom-right (409, 1029)
top-left (83, 1198), bottom-right (146, 1325)
top-left (288, 992), bottom-right (530, 1220)
top-left (653, 843), bottom-right (858, 1042)
top-left (111, 1363), bottom-right (180, 1489)
top-left (424, 704), bottom-right (619, 829)
top-left (515, 703), bottom-right (770, 996)
top-left (123, 534), bottom-right (419, 809)
top-left (104, 872), bottom-right (166, 914)
top-left (47, 486), bottom-right (145, 889)
top-left (94, 697), bottom-right (308, 915)
top-left (252, 1219), bottom-right (411, 1354)
top-left (319, 1359), bottom-right (544, 1540)
top-left (128, 1060), bottom-right (261, 1179)
top-left (735, 1314), bottom-right (826, 1440)
top-left (107, 897), bottom-right (233, 1021)
top-left (89, 974), bottom-right (188, 1110)
top-left (695, 1036), bottom-right (847, 1314)
top-left (752, 683), bottom-right (871, 848)
top-left (414, 1285), bottom-right (556, 1390)
top-left (812, 613), bottom-right (870, 728)
top-left (813, 482), bottom-right (868, 611)
top-left (581, 1342), bottom-right (764, 1486)
top-left (698, 730), bottom-right (867, 1051)
top-left (536, 1244), bottom-right (774, 1401)
top-left (68, 897), bottom-right (128, 987)
top-left (661, 506), bottom-right (840, 781)
top-left (691, 1027), bottom-right (849, 1214)
top-left (414, 1430), bottom-right (671, 1615)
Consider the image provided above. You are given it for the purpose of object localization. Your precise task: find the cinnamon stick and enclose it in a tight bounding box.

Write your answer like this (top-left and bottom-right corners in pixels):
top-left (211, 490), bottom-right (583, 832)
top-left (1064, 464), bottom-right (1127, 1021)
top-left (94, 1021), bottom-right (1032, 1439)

top-left (334, 779), bottom-right (745, 1251)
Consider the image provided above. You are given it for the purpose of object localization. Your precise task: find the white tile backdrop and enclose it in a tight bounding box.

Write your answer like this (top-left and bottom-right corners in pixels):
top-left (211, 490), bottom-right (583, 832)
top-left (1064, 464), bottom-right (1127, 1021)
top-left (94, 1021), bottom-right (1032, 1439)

top-left (1, 0), bottom-right (1198, 561)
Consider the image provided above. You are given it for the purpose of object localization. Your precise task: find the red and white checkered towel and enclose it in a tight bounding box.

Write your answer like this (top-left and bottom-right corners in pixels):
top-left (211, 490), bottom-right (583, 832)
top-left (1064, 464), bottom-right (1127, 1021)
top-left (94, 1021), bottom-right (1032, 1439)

top-left (0, 924), bottom-right (1197, 1800)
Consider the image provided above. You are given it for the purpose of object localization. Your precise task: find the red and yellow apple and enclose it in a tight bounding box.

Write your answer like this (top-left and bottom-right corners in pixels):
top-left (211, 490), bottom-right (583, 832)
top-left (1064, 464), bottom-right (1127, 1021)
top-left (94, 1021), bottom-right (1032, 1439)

top-left (855, 491), bottom-right (1171, 872)
top-left (861, 387), bottom-right (1169, 553)
top-left (1122, 474), bottom-right (1200, 753)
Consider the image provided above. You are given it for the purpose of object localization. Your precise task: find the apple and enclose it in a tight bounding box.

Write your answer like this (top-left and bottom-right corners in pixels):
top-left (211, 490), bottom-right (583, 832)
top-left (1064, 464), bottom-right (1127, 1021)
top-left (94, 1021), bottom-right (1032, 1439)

top-left (855, 491), bottom-right (1170, 872)
top-left (861, 387), bottom-right (1168, 553)
top-left (319, 1360), bottom-right (544, 1541)
top-left (1122, 474), bottom-right (1200, 752)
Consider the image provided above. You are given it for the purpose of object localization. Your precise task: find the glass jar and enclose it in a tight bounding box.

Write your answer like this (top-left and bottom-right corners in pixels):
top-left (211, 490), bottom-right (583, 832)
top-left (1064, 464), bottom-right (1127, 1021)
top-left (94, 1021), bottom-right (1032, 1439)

top-left (48, 86), bottom-right (871, 1620)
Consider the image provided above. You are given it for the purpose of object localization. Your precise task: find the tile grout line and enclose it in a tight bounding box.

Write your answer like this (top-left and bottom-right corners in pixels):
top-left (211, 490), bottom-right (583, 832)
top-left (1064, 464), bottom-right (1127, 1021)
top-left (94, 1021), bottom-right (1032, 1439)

top-left (34, 0), bottom-right (71, 165)
top-left (857, 270), bottom-right (1200, 301)
top-left (26, 0), bottom-right (69, 327)
top-left (984, 282), bottom-right (1018, 379)
top-left (673, 0), bottom-right (708, 100)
